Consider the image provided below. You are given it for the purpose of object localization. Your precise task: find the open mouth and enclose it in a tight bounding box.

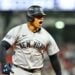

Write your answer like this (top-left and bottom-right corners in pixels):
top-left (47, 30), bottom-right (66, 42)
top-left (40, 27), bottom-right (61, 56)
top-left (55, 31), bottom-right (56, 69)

top-left (39, 21), bottom-right (43, 24)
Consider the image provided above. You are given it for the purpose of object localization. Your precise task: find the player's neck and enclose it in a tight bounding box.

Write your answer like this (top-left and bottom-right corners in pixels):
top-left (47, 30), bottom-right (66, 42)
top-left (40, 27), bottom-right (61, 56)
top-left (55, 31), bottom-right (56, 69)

top-left (27, 22), bottom-right (39, 33)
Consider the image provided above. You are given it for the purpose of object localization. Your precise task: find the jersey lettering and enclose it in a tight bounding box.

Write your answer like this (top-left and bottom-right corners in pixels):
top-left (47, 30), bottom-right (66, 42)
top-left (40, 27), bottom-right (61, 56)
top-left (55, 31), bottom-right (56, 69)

top-left (18, 40), bottom-right (45, 50)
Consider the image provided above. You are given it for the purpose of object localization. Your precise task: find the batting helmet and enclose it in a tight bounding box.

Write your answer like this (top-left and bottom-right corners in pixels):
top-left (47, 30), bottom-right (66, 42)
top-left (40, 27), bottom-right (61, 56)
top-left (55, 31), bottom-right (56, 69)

top-left (26, 5), bottom-right (46, 22)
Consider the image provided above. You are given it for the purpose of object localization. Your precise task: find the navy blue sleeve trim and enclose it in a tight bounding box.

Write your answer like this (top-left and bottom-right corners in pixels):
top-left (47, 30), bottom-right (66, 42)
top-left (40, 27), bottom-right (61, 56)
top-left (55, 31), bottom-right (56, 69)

top-left (49, 54), bottom-right (62, 75)
top-left (0, 41), bottom-right (11, 63)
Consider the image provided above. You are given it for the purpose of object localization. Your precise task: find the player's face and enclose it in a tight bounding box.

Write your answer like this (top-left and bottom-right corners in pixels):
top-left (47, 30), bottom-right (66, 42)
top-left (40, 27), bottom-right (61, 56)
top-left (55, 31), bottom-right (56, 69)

top-left (33, 15), bottom-right (44, 28)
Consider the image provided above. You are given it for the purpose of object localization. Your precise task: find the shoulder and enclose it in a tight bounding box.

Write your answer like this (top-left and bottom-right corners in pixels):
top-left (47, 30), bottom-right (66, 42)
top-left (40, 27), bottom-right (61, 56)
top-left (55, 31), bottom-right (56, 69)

top-left (9, 23), bottom-right (26, 32)
top-left (41, 27), bottom-right (52, 37)
top-left (41, 27), bottom-right (55, 42)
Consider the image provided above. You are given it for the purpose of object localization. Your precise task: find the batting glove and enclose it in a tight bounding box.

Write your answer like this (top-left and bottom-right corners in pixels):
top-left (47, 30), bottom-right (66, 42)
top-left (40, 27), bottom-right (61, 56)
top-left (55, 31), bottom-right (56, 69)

top-left (2, 63), bottom-right (14, 74)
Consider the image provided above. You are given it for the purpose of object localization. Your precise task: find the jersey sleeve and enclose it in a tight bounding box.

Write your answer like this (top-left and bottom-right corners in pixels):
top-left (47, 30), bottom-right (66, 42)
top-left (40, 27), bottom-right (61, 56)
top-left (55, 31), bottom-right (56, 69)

top-left (47, 33), bottom-right (60, 56)
top-left (2, 26), bottom-right (20, 45)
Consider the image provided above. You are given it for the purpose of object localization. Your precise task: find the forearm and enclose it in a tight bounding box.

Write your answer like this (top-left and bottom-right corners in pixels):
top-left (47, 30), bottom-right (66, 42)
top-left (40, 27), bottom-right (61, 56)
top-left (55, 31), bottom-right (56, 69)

top-left (0, 41), bottom-right (11, 64)
top-left (49, 54), bottom-right (62, 75)
top-left (0, 41), bottom-right (13, 74)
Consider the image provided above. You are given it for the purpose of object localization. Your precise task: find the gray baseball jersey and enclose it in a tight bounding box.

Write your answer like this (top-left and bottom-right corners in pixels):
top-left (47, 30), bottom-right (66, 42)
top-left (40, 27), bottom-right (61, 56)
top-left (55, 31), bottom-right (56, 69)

top-left (3, 23), bottom-right (59, 69)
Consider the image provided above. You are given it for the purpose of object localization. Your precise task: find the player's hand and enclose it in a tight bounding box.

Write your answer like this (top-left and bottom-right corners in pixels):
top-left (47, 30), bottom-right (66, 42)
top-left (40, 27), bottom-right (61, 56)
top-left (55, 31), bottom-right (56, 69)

top-left (2, 63), bottom-right (14, 74)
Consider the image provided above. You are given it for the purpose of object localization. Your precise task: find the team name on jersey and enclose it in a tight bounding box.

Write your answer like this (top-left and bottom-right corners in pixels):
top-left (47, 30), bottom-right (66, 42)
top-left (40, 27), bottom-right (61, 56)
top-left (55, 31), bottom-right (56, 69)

top-left (18, 40), bottom-right (45, 50)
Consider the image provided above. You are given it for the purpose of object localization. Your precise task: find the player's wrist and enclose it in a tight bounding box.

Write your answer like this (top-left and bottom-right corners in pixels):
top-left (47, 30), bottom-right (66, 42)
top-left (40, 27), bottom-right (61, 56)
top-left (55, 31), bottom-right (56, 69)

top-left (2, 63), bottom-right (13, 74)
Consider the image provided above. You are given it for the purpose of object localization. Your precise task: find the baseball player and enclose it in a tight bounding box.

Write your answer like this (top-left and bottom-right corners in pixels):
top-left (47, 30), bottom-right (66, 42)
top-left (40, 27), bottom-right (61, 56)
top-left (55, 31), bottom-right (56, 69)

top-left (0, 5), bottom-right (62, 75)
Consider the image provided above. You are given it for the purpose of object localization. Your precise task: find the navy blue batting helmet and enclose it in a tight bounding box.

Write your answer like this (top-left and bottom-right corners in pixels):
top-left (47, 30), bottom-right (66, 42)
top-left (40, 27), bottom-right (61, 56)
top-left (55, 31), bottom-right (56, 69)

top-left (26, 5), bottom-right (46, 21)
